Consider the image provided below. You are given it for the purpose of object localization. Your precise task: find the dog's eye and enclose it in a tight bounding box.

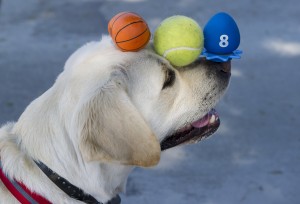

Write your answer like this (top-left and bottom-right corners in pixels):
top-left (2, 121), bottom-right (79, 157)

top-left (162, 69), bottom-right (176, 89)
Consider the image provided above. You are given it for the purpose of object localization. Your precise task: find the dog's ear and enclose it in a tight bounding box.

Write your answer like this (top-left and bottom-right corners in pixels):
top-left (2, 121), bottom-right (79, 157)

top-left (75, 71), bottom-right (161, 167)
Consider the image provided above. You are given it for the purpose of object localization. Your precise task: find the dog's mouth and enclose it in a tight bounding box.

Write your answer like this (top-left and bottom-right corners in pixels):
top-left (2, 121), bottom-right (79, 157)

top-left (160, 109), bottom-right (220, 151)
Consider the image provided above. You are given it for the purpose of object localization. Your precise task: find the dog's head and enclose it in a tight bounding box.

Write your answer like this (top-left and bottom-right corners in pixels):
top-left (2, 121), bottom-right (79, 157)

top-left (60, 36), bottom-right (230, 168)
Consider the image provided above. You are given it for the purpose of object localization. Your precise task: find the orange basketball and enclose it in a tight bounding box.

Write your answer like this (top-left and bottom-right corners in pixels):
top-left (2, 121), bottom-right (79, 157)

top-left (108, 12), bottom-right (151, 52)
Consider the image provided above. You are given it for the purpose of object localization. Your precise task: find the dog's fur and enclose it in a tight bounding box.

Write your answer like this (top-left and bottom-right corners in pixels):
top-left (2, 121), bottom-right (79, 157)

top-left (0, 36), bottom-right (230, 203)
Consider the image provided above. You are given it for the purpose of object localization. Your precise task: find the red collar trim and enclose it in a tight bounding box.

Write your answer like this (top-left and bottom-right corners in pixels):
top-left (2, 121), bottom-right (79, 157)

top-left (0, 161), bottom-right (51, 204)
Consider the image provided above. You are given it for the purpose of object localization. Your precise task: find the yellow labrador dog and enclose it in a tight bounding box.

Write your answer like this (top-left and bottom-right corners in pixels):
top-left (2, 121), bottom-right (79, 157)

top-left (0, 36), bottom-right (231, 204)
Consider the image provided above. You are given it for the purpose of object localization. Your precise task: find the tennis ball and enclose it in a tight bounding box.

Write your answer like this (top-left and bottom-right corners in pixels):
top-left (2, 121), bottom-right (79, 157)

top-left (153, 15), bottom-right (204, 67)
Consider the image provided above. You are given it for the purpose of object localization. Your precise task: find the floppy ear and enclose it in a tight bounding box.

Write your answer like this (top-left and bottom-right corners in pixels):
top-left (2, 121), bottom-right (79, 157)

top-left (76, 72), bottom-right (161, 167)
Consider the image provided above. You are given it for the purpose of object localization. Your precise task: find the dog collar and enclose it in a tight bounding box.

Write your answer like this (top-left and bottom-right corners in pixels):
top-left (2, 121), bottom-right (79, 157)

top-left (0, 159), bottom-right (121, 204)
top-left (0, 160), bottom-right (51, 204)
top-left (34, 160), bottom-right (121, 204)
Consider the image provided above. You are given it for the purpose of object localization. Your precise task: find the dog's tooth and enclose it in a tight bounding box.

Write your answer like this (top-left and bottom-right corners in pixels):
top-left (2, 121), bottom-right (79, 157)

top-left (210, 115), bottom-right (216, 123)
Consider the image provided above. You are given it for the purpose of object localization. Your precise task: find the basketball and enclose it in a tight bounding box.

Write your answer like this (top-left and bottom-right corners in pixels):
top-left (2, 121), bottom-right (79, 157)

top-left (108, 12), bottom-right (151, 52)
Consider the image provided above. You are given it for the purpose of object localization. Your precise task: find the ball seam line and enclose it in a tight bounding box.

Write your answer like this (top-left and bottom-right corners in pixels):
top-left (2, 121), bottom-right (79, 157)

top-left (118, 31), bottom-right (151, 51)
top-left (114, 20), bottom-right (144, 42)
top-left (163, 47), bottom-right (202, 58)
top-left (116, 28), bottom-right (148, 43)
top-left (110, 12), bottom-right (129, 34)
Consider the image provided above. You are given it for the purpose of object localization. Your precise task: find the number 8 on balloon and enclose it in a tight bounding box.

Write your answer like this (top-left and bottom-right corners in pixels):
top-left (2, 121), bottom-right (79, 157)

top-left (219, 35), bottom-right (229, 48)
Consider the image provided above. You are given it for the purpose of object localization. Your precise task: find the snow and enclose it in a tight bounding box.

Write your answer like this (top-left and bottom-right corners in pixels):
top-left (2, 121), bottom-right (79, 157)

top-left (0, 0), bottom-right (299, 203)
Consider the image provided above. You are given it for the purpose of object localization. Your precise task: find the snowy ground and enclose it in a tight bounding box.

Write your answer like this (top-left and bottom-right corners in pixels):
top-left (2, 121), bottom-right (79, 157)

top-left (1, 0), bottom-right (300, 203)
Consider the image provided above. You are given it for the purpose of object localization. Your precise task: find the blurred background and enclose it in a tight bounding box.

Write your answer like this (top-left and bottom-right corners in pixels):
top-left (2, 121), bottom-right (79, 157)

top-left (0, 0), bottom-right (299, 203)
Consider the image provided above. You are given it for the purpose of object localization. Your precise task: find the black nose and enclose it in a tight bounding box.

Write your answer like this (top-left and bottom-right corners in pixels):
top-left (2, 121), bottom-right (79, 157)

top-left (219, 61), bottom-right (231, 74)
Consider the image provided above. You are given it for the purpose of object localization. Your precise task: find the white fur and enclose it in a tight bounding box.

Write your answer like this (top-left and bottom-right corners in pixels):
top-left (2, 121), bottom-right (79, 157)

top-left (0, 36), bottom-right (229, 203)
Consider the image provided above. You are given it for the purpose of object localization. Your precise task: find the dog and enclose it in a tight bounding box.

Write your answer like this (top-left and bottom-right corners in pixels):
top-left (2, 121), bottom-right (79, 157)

top-left (0, 36), bottom-right (231, 204)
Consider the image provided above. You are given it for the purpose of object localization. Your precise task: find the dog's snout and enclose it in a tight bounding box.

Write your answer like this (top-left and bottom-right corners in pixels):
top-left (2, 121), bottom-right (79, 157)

top-left (190, 58), bottom-right (231, 74)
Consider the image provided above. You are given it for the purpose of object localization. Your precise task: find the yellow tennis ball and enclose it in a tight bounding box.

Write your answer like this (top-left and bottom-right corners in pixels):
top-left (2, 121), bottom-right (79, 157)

top-left (153, 15), bottom-right (204, 67)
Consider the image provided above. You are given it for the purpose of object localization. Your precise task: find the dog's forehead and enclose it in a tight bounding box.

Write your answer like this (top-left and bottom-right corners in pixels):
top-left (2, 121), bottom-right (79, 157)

top-left (125, 52), bottom-right (165, 93)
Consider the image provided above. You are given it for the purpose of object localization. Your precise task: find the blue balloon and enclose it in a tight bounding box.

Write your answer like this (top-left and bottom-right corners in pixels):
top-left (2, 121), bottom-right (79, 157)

top-left (204, 12), bottom-right (240, 54)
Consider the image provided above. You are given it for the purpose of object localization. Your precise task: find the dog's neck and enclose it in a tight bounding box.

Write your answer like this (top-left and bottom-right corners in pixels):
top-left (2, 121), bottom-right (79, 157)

top-left (5, 123), bottom-right (133, 203)
top-left (1, 87), bottom-right (134, 203)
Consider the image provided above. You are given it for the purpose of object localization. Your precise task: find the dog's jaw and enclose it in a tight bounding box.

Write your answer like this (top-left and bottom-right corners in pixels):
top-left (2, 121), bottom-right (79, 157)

top-left (161, 109), bottom-right (220, 150)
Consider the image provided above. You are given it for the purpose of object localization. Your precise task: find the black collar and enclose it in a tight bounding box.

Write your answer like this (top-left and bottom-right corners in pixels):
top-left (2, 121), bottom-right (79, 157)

top-left (34, 161), bottom-right (121, 204)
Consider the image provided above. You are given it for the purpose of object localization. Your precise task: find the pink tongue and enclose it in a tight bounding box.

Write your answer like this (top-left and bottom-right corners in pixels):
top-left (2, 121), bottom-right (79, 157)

top-left (191, 109), bottom-right (218, 128)
top-left (191, 114), bottom-right (210, 128)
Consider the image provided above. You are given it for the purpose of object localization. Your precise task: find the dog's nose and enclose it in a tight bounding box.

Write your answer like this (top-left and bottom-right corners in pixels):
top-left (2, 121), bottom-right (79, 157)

top-left (219, 60), bottom-right (231, 73)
